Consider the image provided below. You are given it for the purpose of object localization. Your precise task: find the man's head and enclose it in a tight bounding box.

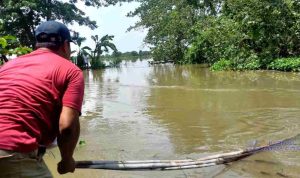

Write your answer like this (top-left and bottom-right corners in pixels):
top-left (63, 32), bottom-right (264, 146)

top-left (35, 21), bottom-right (72, 59)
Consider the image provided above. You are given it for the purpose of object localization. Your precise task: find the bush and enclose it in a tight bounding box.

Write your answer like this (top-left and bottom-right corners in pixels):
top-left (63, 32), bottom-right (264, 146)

top-left (90, 57), bottom-right (105, 69)
top-left (239, 59), bottom-right (261, 70)
top-left (267, 58), bottom-right (300, 72)
top-left (234, 53), bottom-right (261, 70)
top-left (211, 54), bottom-right (261, 71)
top-left (210, 59), bottom-right (232, 71)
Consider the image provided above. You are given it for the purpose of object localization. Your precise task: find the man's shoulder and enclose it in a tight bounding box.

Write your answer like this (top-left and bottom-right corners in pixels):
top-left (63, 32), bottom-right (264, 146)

top-left (59, 58), bottom-right (82, 72)
top-left (33, 49), bottom-right (81, 71)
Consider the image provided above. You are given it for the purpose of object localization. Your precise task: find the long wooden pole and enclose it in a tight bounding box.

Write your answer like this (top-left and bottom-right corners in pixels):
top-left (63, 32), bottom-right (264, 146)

top-left (75, 134), bottom-right (299, 170)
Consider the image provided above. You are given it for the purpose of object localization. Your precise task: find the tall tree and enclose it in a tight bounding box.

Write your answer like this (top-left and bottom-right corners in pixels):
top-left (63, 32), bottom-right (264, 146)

top-left (223, 0), bottom-right (300, 59)
top-left (0, 0), bottom-right (129, 48)
top-left (127, 0), bottom-right (222, 62)
top-left (184, 0), bottom-right (300, 69)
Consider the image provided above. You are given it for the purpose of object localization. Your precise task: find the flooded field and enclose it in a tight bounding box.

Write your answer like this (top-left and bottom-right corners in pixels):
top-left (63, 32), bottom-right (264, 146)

top-left (45, 60), bottom-right (300, 178)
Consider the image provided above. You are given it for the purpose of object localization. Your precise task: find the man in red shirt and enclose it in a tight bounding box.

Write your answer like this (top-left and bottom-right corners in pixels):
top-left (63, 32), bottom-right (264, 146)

top-left (0, 21), bottom-right (84, 177)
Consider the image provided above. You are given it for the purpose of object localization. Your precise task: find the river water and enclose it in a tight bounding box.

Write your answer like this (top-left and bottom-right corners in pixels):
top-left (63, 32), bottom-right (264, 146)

top-left (45, 60), bottom-right (300, 178)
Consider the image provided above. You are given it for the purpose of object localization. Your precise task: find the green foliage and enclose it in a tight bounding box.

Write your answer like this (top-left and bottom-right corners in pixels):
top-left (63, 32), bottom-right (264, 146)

top-left (138, 50), bottom-right (151, 57)
top-left (0, 0), bottom-right (128, 48)
top-left (76, 54), bottom-right (85, 69)
top-left (0, 35), bottom-right (32, 65)
top-left (210, 59), bottom-right (232, 71)
top-left (211, 54), bottom-right (261, 71)
top-left (223, 0), bottom-right (299, 60)
top-left (113, 50), bottom-right (150, 58)
top-left (267, 58), bottom-right (300, 72)
top-left (90, 34), bottom-right (117, 69)
top-left (128, 0), bottom-right (202, 63)
top-left (70, 33), bottom-right (119, 69)
top-left (102, 50), bottom-right (151, 65)
top-left (182, 0), bottom-right (300, 70)
top-left (127, 0), bottom-right (300, 71)
top-left (236, 59), bottom-right (261, 71)
top-left (90, 57), bottom-right (105, 69)
top-left (112, 51), bottom-right (122, 58)
top-left (184, 17), bottom-right (244, 64)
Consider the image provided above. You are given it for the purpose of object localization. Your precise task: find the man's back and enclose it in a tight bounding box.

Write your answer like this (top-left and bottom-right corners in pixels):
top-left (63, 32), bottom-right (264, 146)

top-left (0, 49), bottom-right (84, 153)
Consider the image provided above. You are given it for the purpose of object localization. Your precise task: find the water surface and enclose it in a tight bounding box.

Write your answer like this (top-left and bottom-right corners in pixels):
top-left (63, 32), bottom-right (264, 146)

top-left (45, 60), bottom-right (300, 178)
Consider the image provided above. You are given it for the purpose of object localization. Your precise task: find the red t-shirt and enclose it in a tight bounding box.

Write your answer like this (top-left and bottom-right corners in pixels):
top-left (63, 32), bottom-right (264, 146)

top-left (0, 49), bottom-right (84, 152)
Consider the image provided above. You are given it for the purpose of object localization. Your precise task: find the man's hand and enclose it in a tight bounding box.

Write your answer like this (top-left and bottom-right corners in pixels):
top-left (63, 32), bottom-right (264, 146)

top-left (57, 157), bottom-right (76, 174)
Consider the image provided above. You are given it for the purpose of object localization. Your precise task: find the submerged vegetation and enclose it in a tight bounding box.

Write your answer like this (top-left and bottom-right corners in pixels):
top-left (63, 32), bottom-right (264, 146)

top-left (73, 34), bottom-right (118, 69)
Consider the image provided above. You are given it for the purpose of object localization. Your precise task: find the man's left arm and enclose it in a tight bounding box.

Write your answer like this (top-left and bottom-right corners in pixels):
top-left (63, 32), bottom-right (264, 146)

top-left (57, 68), bottom-right (84, 174)
top-left (57, 106), bottom-right (80, 174)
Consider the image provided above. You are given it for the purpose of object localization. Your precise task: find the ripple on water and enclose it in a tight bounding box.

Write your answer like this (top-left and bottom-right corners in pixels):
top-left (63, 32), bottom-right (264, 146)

top-left (219, 108), bottom-right (300, 151)
top-left (212, 107), bottom-right (300, 177)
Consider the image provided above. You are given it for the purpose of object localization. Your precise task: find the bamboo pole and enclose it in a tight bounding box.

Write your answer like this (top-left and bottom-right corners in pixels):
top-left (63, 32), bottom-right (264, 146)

top-left (75, 134), bottom-right (299, 171)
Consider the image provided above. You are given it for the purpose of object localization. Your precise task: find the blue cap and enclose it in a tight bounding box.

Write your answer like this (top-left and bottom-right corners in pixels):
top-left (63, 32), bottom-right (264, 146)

top-left (35, 21), bottom-right (73, 44)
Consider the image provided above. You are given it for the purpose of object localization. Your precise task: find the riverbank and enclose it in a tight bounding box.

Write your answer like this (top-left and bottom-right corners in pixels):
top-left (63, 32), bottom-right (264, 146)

top-left (211, 57), bottom-right (300, 72)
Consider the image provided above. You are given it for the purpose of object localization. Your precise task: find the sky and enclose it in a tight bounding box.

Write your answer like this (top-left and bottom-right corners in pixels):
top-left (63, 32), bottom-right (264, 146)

top-left (69, 2), bottom-right (148, 53)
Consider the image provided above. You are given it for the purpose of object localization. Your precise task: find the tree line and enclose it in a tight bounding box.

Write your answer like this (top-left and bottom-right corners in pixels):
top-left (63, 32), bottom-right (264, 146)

top-left (126, 0), bottom-right (300, 71)
top-left (1, 0), bottom-right (300, 71)
top-left (104, 50), bottom-right (151, 59)
top-left (0, 0), bottom-right (128, 69)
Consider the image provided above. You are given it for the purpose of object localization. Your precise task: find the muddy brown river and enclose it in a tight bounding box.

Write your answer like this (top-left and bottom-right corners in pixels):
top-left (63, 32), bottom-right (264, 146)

top-left (44, 60), bottom-right (300, 178)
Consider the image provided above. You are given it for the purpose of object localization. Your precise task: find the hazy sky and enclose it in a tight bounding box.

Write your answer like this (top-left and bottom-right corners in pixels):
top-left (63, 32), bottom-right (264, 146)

top-left (70, 2), bottom-right (148, 53)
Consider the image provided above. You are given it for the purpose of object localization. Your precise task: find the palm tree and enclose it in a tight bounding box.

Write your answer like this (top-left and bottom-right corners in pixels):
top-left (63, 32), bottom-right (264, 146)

top-left (90, 34), bottom-right (117, 69)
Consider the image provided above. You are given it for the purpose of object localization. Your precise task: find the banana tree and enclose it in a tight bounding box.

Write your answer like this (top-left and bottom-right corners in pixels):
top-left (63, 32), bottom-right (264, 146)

top-left (90, 34), bottom-right (117, 69)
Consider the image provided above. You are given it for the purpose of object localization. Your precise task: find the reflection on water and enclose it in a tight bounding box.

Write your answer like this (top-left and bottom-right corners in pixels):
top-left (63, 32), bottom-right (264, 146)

top-left (45, 61), bottom-right (300, 178)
